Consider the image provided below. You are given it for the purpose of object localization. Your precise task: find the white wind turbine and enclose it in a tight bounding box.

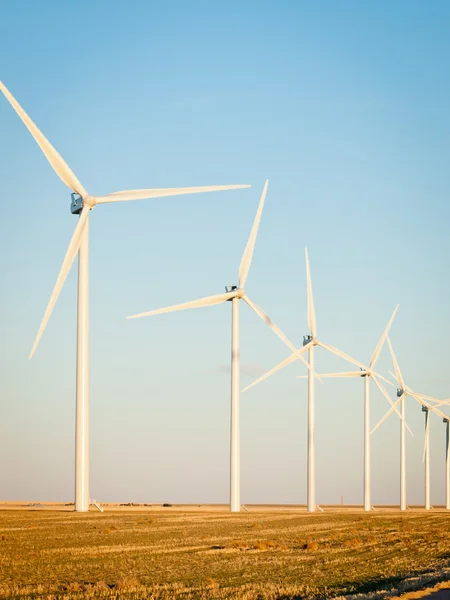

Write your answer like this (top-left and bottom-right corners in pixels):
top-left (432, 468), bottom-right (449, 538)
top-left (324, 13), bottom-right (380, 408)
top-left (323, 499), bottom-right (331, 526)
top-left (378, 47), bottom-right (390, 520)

top-left (242, 248), bottom-right (389, 512)
top-left (303, 305), bottom-right (404, 511)
top-left (127, 180), bottom-right (305, 512)
top-left (421, 396), bottom-right (450, 510)
top-left (1, 80), bottom-right (249, 512)
top-left (371, 338), bottom-right (449, 510)
top-left (420, 398), bottom-right (450, 510)
top-left (445, 411), bottom-right (450, 510)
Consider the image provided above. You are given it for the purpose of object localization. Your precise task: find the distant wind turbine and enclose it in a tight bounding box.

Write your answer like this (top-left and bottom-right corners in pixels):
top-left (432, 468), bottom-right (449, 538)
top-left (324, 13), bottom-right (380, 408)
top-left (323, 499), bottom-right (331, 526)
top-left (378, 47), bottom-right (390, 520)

top-left (445, 414), bottom-right (450, 510)
top-left (420, 400), bottom-right (450, 510)
top-left (305, 305), bottom-right (405, 511)
top-left (372, 338), bottom-right (449, 510)
top-left (0, 80), bottom-right (250, 512)
top-left (127, 180), bottom-right (304, 512)
top-left (243, 249), bottom-right (377, 512)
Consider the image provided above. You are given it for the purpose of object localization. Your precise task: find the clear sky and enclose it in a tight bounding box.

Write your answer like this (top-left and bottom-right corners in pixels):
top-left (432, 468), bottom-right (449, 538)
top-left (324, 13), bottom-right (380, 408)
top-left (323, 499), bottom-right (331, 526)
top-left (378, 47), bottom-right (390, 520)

top-left (1, 0), bottom-right (450, 506)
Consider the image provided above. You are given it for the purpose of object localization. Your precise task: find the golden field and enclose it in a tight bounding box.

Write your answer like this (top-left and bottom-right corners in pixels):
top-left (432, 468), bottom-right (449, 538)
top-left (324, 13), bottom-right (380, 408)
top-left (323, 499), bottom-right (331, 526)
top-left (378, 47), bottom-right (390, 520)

top-left (0, 505), bottom-right (449, 599)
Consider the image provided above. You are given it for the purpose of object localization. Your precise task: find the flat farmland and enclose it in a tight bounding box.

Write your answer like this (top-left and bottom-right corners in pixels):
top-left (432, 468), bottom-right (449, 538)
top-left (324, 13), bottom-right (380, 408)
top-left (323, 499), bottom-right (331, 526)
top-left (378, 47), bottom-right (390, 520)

top-left (0, 507), bottom-right (449, 599)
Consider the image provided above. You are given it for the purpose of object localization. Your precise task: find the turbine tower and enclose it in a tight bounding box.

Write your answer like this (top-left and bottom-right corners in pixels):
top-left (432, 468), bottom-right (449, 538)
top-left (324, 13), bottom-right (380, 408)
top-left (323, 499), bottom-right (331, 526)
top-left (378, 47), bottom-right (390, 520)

top-left (445, 415), bottom-right (450, 510)
top-left (0, 80), bottom-right (249, 512)
top-left (127, 181), bottom-right (306, 512)
top-left (242, 249), bottom-right (379, 512)
top-left (307, 305), bottom-right (403, 511)
top-left (422, 405), bottom-right (431, 510)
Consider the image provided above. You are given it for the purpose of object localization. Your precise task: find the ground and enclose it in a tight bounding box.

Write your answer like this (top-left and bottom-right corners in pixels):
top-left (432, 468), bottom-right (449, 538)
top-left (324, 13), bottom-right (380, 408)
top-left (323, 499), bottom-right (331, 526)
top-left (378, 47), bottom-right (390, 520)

top-left (0, 504), bottom-right (449, 599)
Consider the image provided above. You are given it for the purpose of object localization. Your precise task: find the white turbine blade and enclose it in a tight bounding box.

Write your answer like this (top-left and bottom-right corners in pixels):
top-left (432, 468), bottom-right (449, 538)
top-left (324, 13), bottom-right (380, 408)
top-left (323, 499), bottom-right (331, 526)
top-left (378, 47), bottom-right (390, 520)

top-left (127, 291), bottom-right (236, 320)
top-left (305, 248), bottom-right (317, 337)
top-left (387, 337), bottom-right (405, 389)
top-left (410, 393), bottom-right (431, 410)
top-left (242, 341), bottom-right (314, 393)
top-left (96, 184), bottom-right (250, 204)
top-left (372, 375), bottom-right (413, 436)
top-left (29, 206), bottom-right (90, 358)
top-left (243, 294), bottom-right (306, 364)
top-left (316, 340), bottom-right (369, 371)
top-left (0, 81), bottom-right (87, 197)
top-left (431, 400), bottom-right (450, 410)
top-left (370, 395), bottom-right (403, 435)
top-left (417, 393), bottom-right (444, 404)
top-left (370, 371), bottom-right (395, 387)
top-left (428, 403), bottom-right (450, 421)
top-left (238, 180), bottom-right (268, 288)
top-left (295, 373), bottom-right (324, 384)
top-left (312, 371), bottom-right (364, 378)
top-left (420, 403), bottom-right (431, 464)
top-left (388, 370), bottom-right (400, 384)
top-left (370, 305), bottom-right (399, 368)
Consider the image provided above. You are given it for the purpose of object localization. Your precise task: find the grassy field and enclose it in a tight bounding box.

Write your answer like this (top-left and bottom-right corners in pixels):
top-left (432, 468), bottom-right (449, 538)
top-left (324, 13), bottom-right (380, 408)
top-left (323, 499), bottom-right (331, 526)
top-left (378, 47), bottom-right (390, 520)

top-left (0, 508), bottom-right (449, 599)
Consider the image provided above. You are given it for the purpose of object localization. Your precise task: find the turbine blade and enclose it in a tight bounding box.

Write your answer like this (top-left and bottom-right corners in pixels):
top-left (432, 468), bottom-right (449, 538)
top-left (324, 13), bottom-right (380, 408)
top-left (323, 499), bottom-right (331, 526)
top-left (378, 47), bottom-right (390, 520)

top-left (29, 206), bottom-right (90, 358)
top-left (305, 248), bottom-right (317, 337)
top-left (427, 403), bottom-right (450, 420)
top-left (242, 294), bottom-right (295, 353)
top-left (243, 294), bottom-right (312, 373)
top-left (422, 407), bottom-right (431, 464)
top-left (242, 341), bottom-right (314, 393)
top-left (387, 337), bottom-right (405, 389)
top-left (430, 400), bottom-right (450, 412)
top-left (370, 305), bottom-right (399, 368)
top-left (296, 374), bottom-right (324, 384)
top-left (372, 371), bottom-right (395, 387)
top-left (370, 395), bottom-right (403, 435)
top-left (314, 371), bottom-right (364, 378)
top-left (0, 81), bottom-right (87, 197)
top-left (410, 393), bottom-right (431, 410)
top-left (96, 184), bottom-right (250, 204)
top-left (316, 340), bottom-right (369, 371)
top-left (127, 291), bottom-right (236, 320)
top-left (417, 393), bottom-right (443, 403)
top-left (372, 375), bottom-right (413, 436)
top-left (238, 180), bottom-right (268, 288)
top-left (388, 370), bottom-right (400, 384)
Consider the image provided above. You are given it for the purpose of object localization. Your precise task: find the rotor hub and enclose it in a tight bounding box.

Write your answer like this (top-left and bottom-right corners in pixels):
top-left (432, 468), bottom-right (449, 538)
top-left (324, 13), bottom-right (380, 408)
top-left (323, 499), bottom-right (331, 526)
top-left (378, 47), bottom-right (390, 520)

top-left (83, 195), bottom-right (96, 208)
top-left (225, 285), bottom-right (244, 299)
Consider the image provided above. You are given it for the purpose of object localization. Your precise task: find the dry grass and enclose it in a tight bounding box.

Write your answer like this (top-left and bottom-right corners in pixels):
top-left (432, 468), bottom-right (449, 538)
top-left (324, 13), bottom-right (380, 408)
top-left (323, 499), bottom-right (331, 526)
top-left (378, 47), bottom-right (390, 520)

top-left (0, 509), bottom-right (449, 599)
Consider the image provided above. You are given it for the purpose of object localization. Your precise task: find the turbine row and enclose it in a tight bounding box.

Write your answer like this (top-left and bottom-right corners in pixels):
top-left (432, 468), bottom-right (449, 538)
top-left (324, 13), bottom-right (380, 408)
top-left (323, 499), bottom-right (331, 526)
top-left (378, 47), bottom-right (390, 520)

top-left (2, 80), bottom-right (448, 513)
top-left (242, 251), bottom-right (450, 512)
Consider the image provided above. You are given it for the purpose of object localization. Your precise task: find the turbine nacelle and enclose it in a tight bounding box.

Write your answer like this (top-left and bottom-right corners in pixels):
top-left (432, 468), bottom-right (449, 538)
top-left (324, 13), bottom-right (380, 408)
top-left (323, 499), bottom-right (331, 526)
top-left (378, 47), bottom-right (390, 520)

top-left (422, 405), bottom-right (429, 413)
top-left (397, 388), bottom-right (404, 397)
top-left (70, 193), bottom-right (83, 214)
top-left (303, 334), bottom-right (313, 346)
top-left (71, 193), bottom-right (96, 214)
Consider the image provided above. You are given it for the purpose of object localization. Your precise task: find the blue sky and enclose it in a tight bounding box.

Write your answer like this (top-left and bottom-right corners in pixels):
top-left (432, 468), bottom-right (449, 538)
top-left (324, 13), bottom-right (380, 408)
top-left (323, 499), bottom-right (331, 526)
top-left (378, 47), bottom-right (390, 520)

top-left (1, 0), bottom-right (450, 506)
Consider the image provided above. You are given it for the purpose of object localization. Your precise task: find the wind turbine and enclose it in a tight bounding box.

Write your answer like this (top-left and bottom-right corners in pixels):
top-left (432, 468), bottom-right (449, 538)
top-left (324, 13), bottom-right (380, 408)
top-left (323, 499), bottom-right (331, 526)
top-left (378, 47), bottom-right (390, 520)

top-left (420, 399), bottom-right (450, 510)
top-left (445, 413), bottom-right (450, 510)
top-left (127, 180), bottom-right (305, 512)
top-left (243, 248), bottom-right (380, 512)
top-left (1, 80), bottom-right (250, 512)
top-left (371, 338), bottom-right (448, 510)
top-left (304, 305), bottom-right (402, 511)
